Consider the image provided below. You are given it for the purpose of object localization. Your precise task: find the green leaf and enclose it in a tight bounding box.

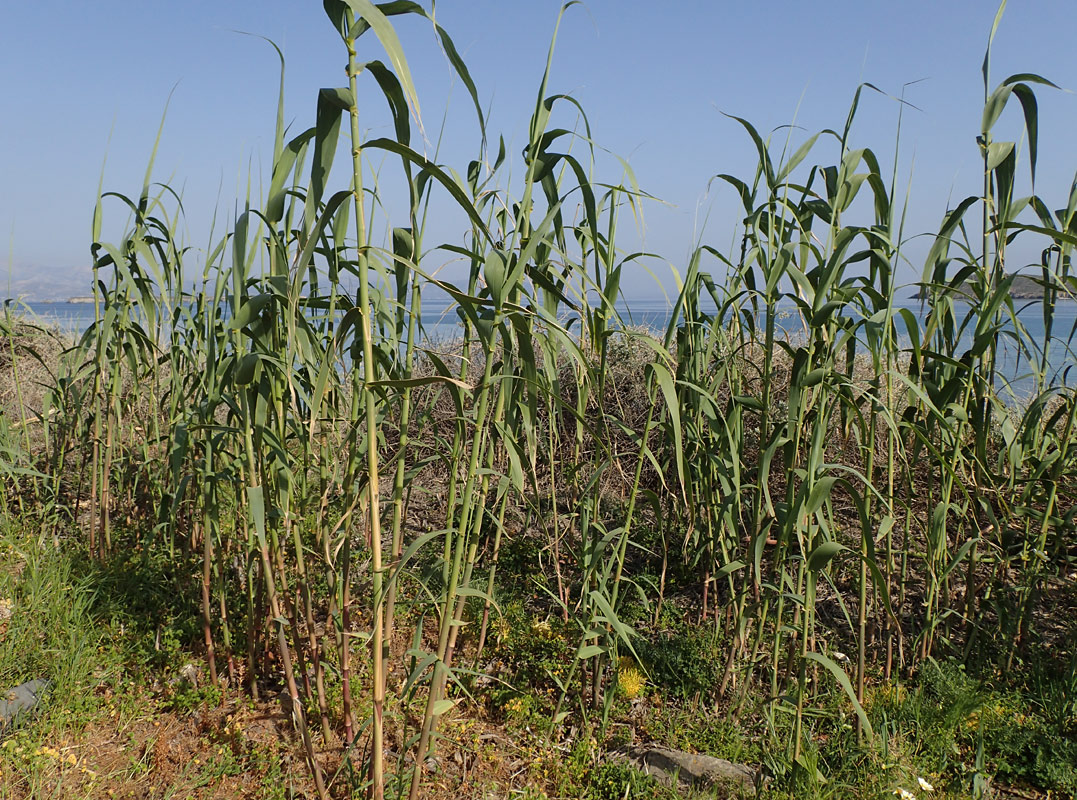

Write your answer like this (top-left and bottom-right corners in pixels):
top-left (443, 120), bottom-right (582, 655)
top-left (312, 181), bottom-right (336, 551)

top-left (941, 538), bottom-right (980, 581)
top-left (484, 249), bottom-right (508, 306)
top-left (430, 698), bottom-right (457, 717)
top-left (247, 485), bottom-right (267, 548)
top-left (648, 362), bottom-right (686, 502)
top-left (340, 0), bottom-right (421, 121)
top-left (807, 541), bottom-right (845, 572)
top-left (363, 61), bottom-right (410, 145)
top-left (369, 375), bottom-right (472, 392)
top-left (805, 651), bottom-right (873, 738)
top-left (717, 560), bottom-right (747, 577)
top-left (362, 138), bottom-right (495, 244)
top-left (806, 477), bottom-right (839, 516)
top-left (306, 88), bottom-right (349, 229)
top-left (982, 0), bottom-right (1008, 92)
top-left (987, 141), bottom-right (1014, 171)
top-left (733, 395), bottom-right (764, 411)
top-left (577, 644), bottom-right (605, 660)
top-left (588, 590), bottom-right (641, 665)
top-left (230, 294), bottom-right (273, 330)
top-left (267, 128), bottom-right (315, 223)
top-left (236, 353), bottom-right (260, 386)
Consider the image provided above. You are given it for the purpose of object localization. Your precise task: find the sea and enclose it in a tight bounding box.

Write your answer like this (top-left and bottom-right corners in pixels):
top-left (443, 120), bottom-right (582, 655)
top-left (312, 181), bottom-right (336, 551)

top-left (17, 296), bottom-right (1077, 401)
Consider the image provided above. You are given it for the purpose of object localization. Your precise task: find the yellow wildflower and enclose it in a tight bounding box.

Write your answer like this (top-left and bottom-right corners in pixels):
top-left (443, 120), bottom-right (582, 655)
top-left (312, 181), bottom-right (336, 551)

top-left (617, 658), bottom-right (645, 699)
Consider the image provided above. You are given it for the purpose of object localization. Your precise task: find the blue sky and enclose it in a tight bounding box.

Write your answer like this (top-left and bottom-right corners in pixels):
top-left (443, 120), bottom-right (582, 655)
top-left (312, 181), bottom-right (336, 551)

top-left (2, 1), bottom-right (1075, 300)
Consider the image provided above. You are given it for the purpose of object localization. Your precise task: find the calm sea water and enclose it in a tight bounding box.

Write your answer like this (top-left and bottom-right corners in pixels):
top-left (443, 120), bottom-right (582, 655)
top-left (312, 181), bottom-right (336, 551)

top-left (19, 296), bottom-right (1077, 397)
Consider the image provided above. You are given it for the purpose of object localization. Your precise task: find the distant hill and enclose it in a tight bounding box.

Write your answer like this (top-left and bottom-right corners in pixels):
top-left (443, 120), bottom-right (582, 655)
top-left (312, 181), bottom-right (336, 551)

top-left (3, 263), bottom-right (93, 303)
top-left (915, 274), bottom-right (1059, 300)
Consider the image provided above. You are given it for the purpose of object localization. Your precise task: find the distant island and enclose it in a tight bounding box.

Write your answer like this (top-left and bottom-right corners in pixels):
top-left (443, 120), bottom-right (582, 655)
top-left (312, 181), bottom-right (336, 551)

top-left (28, 296), bottom-right (94, 304)
top-left (915, 274), bottom-right (1066, 300)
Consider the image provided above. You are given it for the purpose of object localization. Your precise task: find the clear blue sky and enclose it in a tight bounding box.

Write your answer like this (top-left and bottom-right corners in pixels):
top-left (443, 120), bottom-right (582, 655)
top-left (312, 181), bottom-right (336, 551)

top-left (3, 1), bottom-right (1075, 301)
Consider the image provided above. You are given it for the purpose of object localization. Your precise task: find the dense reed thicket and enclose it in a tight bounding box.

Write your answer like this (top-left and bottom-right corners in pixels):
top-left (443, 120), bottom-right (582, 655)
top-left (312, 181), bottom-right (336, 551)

top-left (2, 2), bottom-right (1075, 797)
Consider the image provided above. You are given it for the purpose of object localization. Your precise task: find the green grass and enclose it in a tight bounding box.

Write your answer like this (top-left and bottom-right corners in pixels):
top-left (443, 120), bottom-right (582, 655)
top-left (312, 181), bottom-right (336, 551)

top-left (0, 521), bottom-right (323, 799)
top-left (0, 521), bottom-right (111, 730)
top-left (0, 520), bottom-right (116, 798)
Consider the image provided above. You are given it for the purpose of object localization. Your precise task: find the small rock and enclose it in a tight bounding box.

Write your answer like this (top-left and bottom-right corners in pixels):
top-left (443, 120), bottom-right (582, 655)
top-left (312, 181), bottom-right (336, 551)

top-left (179, 663), bottom-right (201, 687)
top-left (0, 679), bottom-right (51, 733)
top-left (627, 744), bottom-right (757, 793)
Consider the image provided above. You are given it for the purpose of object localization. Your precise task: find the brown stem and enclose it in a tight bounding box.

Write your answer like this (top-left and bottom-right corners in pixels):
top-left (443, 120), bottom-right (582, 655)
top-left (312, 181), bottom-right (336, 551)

top-left (199, 520), bottom-right (218, 687)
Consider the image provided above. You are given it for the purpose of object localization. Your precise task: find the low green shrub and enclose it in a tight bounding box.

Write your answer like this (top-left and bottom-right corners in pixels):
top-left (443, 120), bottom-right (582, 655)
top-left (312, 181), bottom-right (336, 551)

top-left (635, 622), bottom-right (721, 701)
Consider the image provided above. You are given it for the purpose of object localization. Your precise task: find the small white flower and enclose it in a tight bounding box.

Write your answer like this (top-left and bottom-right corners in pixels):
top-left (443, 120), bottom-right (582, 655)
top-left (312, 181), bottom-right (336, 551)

top-left (917, 777), bottom-right (934, 792)
top-left (893, 789), bottom-right (917, 800)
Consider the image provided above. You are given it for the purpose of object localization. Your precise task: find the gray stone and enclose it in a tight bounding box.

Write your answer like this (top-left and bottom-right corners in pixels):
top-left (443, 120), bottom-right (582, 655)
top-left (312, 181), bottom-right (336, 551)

top-left (0, 679), bottom-right (51, 732)
top-left (627, 744), bottom-right (757, 794)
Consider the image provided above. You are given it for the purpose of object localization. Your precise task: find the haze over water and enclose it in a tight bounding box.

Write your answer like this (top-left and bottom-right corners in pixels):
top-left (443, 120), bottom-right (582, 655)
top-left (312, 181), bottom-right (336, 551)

top-left (21, 295), bottom-right (1077, 401)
